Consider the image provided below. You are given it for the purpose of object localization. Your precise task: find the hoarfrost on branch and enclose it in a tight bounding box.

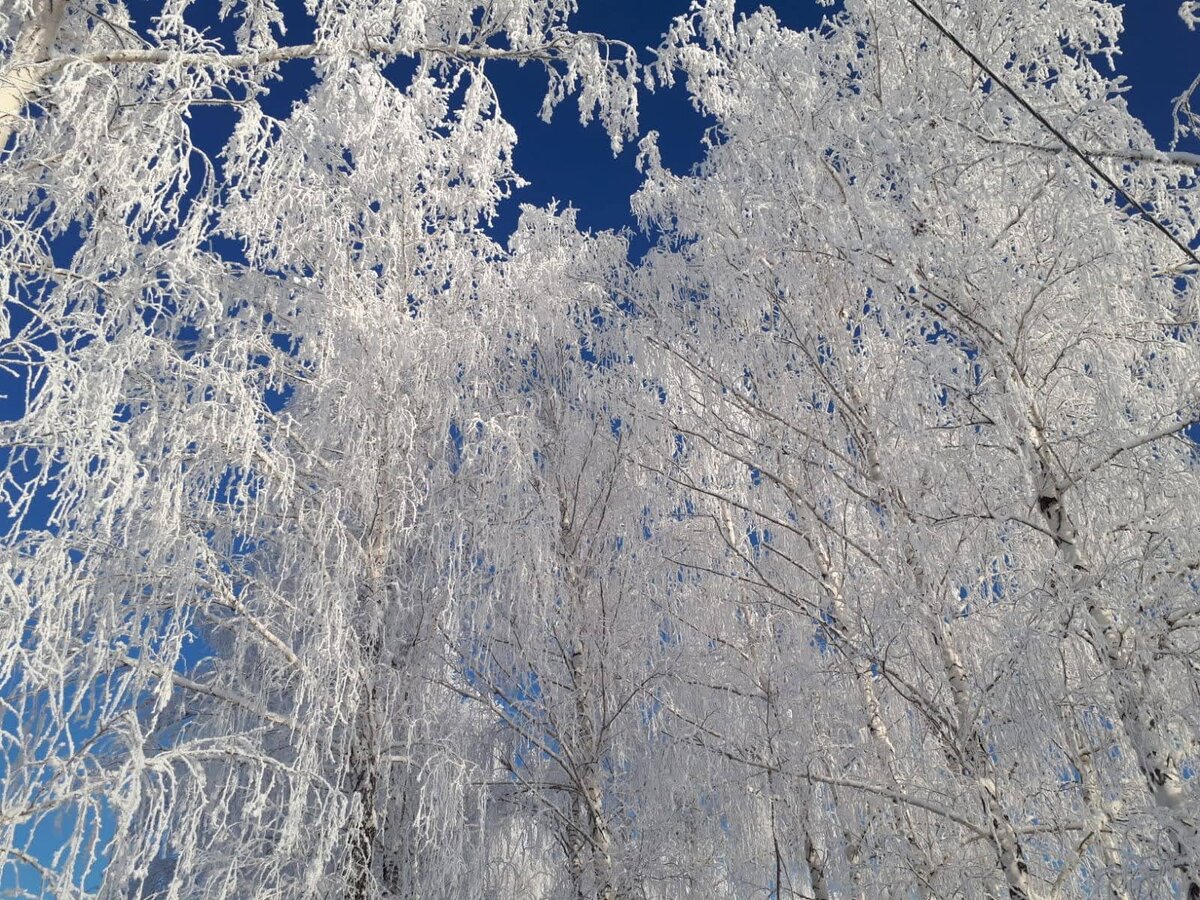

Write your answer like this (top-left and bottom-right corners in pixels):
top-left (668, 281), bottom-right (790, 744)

top-left (1, 1), bottom-right (1199, 898)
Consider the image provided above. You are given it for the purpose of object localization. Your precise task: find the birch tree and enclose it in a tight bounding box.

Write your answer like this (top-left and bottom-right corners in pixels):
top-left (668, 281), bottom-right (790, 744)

top-left (3, 0), bottom-right (1200, 898)
top-left (0, 1), bottom-right (638, 897)
top-left (632, 1), bottom-right (1200, 897)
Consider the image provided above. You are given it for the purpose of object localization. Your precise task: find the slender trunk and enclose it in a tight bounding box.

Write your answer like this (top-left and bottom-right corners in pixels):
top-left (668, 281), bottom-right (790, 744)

top-left (1022, 405), bottom-right (1199, 897)
top-left (930, 622), bottom-right (1034, 900)
top-left (567, 780), bottom-right (587, 900)
top-left (347, 591), bottom-right (382, 900)
top-left (804, 831), bottom-right (831, 900)
top-left (769, 784), bottom-right (785, 900)
top-left (347, 437), bottom-right (393, 900)
top-left (0, 0), bottom-right (65, 151)
top-left (1060, 704), bottom-right (1131, 900)
top-left (563, 542), bottom-right (614, 899)
top-left (762, 681), bottom-right (805, 900)
top-left (815, 546), bottom-right (937, 894)
top-left (564, 639), bottom-right (615, 900)
top-left (348, 704), bottom-right (379, 900)
top-left (896, 507), bottom-right (1034, 899)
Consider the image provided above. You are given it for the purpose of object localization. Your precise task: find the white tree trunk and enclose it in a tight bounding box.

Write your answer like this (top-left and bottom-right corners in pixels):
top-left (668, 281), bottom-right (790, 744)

top-left (0, 0), bottom-right (64, 152)
top-left (1021, 400), bottom-right (1199, 898)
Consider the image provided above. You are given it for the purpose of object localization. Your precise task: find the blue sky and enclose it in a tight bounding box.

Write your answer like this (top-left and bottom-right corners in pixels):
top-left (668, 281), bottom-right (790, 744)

top-left (482, 1), bottom-right (1200, 238)
top-left (2, 0), bottom-right (1198, 894)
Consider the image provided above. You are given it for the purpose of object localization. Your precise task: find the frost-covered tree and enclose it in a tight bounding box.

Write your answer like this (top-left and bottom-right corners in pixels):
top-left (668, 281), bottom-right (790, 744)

top-left (0, 1), bottom-right (639, 897)
top-left (3, 0), bottom-right (1200, 898)
top-left (632, 1), bottom-right (1200, 897)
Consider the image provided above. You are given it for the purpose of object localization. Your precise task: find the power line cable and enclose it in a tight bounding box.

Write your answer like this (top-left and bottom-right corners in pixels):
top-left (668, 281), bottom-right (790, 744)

top-left (903, 0), bottom-right (1200, 269)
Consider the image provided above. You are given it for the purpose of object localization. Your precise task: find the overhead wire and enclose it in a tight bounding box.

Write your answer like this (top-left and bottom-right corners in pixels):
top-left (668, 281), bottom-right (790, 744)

top-left (902, 0), bottom-right (1200, 269)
